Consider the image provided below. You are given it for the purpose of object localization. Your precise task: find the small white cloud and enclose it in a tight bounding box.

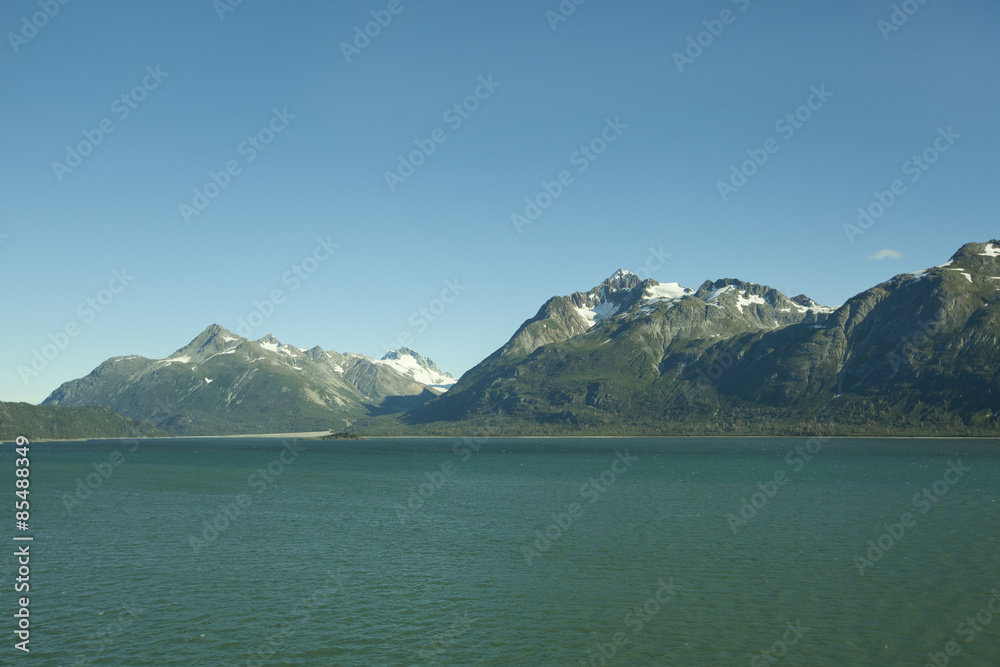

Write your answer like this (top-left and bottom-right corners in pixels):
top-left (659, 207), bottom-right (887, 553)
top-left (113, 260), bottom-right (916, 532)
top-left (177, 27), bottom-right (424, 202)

top-left (868, 249), bottom-right (903, 261)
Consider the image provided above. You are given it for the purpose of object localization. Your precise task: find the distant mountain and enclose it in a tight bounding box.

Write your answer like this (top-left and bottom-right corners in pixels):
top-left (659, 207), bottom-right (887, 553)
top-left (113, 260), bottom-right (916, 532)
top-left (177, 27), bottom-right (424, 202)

top-left (42, 325), bottom-right (455, 436)
top-left (0, 402), bottom-right (166, 442)
top-left (377, 347), bottom-right (455, 388)
top-left (358, 240), bottom-right (1000, 436)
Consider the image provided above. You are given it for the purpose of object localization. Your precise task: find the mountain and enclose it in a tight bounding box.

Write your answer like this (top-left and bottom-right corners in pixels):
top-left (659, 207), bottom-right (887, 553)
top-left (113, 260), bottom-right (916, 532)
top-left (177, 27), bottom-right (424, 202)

top-left (377, 347), bottom-right (455, 389)
top-left (357, 240), bottom-right (1000, 436)
top-left (42, 325), bottom-right (455, 436)
top-left (0, 402), bottom-right (167, 442)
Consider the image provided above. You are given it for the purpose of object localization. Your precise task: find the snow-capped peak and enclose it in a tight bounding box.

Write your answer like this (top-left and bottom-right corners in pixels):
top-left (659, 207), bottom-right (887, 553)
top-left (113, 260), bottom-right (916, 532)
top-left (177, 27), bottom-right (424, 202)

top-left (610, 269), bottom-right (635, 281)
top-left (377, 348), bottom-right (456, 387)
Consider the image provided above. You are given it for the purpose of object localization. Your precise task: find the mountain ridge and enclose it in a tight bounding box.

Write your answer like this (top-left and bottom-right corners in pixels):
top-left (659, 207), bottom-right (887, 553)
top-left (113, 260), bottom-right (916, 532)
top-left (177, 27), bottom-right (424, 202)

top-left (42, 325), bottom-right (455, 436)
top-left (351, 239), bottom-right (1000, 436)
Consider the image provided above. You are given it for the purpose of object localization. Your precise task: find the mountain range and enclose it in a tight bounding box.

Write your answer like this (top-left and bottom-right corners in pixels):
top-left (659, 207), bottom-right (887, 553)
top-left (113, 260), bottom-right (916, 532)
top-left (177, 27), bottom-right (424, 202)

top-left (358, 239), bottom-right (1000, 436)
top-left (39, 326), bottom-right (454, 436)
top-left (6, 239), bottom-right (998, 440)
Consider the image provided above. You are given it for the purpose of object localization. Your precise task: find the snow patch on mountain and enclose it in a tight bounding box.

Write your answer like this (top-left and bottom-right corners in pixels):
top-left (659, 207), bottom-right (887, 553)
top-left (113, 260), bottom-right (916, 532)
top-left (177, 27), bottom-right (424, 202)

top-left (980, 243), bottom-right (999, 258)
top-left (734, 292), bottom-right (767, 313)
top-left (645, 282), bottom-right (694, 302)
top-left (159, 355), bottom-right (191, 365)
top-left (377, 348), bottom-right (456, 387)
top-left (377, 354), bottom-right (453, 386)
top-left (707, 285), bottom-right (735, 302)
top-left (947, 268), bottom-right (974, 283)
top-left (575, 301), bottom-right (621, 328)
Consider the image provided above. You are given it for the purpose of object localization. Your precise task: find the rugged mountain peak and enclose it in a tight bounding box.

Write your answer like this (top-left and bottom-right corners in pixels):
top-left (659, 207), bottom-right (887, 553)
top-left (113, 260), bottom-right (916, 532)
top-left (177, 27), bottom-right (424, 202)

top-left (570, 270), bottom-right (644, 308)
top-left (185, 323), bottom-right (238, 347)
top-left (202, 323), bottom-right (233, 338)
top-left (607, 269), bottom-right (639, 288)
top-left (381, 347), bottom-right (419, 360)
top-left (791, 294), bottom-right (819, 308)
top-left (905, 239), bottom-right (1000, 284)
top-left (378, 347), bottom-right (455, 386)
top-left (303, 345), bottom-right (327, 361)
top-left (165, 323), bottom-right (241, 364)
top-left (568, 271), bottom-right (650, 328)
top-left (950, 239), bottom-right (1000, 263)
top-left (943, 239), bottom-right (1000, 277)
top-left (253, 334), bottom-right (305, 358)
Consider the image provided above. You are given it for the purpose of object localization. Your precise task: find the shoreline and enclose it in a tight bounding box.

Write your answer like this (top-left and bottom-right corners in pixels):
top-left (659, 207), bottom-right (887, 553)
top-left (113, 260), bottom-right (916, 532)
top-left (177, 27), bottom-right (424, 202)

top-left (7, 433), bottom-right (999, 444)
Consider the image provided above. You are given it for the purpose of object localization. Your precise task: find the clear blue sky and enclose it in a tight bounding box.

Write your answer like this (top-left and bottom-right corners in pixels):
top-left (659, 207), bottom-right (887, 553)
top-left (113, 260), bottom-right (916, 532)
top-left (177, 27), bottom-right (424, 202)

top-left (2, 0), bottom-right (998, 403)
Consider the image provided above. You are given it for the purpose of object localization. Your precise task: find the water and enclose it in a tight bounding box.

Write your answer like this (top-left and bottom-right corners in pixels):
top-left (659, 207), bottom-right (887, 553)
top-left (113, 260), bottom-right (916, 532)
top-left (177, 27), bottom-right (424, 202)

top-left (3, 437), bottom-right (999, 665)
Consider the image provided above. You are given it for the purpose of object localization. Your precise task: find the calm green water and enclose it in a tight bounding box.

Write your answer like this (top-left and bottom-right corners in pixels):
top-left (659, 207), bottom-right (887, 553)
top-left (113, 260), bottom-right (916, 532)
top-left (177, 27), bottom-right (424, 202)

top-left (2, 437), bottom-right (999, 666)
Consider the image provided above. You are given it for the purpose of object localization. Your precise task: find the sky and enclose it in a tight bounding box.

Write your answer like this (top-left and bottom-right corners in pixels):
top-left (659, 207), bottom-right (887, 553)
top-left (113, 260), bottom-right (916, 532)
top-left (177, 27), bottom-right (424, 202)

top-left (1, 0), bottom-right (998, 404)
